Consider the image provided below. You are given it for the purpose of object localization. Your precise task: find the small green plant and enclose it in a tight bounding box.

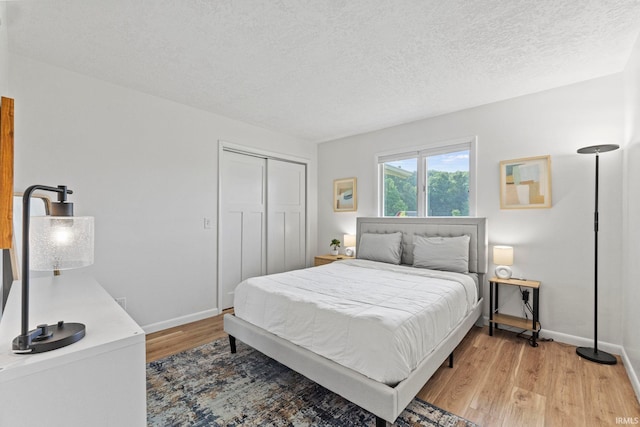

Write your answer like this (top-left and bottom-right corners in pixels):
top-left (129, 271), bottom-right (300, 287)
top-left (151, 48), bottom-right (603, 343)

top-left (330, 239), bottom-right (341, 250)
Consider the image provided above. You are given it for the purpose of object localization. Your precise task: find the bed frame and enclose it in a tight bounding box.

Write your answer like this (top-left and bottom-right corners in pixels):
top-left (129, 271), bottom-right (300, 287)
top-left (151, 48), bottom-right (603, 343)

top-left (224, 216), bottom-right (487, 425)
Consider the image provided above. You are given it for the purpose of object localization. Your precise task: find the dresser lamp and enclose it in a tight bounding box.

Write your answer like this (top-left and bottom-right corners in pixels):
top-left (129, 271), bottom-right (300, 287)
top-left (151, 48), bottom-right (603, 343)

top-left (493, 245), bottom-right (513, 279)
top-left (12, 185), bottom-right (94, 354)
top-left (343, 234), bottom-right (356, 257)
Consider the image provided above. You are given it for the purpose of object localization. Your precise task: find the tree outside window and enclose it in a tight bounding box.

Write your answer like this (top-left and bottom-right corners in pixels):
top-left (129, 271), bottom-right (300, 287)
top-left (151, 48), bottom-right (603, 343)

top-left (380, 146), bottom-right (471, 217)
top-left (383, 161), bottom-right (416, 216)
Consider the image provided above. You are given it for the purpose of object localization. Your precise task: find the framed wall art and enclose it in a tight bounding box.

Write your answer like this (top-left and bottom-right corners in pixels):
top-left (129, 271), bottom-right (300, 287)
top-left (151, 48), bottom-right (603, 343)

top-left (333, 177), bottom-right (357, 212)
top-left (499, 155), bottom-right (552, 209)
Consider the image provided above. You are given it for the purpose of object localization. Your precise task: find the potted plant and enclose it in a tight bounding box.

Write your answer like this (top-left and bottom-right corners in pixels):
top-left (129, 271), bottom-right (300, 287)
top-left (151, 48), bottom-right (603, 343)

top-left (330, 238), bottom-right (341, 255)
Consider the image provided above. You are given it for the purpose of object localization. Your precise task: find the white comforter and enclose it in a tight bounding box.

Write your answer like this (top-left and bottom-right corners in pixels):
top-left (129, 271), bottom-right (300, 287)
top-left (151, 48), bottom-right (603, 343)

top-left (233, 259), bottom-right (478, 385)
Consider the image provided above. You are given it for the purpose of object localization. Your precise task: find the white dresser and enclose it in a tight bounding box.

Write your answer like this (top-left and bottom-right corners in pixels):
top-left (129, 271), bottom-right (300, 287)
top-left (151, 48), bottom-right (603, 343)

top-left (0, 274), bottom-right (146, 426)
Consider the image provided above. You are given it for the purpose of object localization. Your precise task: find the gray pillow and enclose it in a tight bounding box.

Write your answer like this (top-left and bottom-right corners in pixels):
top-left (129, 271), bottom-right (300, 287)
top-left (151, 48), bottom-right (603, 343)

top-left (357, 232), bottom-right (403, 265)
top-left (413, 235), bottom-right (470, 273)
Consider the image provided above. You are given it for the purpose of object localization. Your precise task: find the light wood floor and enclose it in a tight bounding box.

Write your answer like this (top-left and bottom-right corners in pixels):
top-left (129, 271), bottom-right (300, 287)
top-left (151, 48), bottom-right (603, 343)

top-left (146, 313), bottom-right (640, 426)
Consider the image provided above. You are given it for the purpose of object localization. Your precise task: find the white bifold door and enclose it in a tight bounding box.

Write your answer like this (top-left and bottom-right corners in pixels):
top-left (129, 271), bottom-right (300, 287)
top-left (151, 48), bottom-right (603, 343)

top-left (219, 150), bottom-right (306, 310)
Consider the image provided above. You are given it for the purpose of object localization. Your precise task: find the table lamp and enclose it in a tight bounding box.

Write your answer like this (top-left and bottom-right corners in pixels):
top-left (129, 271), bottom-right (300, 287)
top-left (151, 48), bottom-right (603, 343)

top-left (493, 245), bottom-right (513, 279)
top-left (343, 234), bottom-right (356, 257)
top-left (12, 184), bottom-right (94, 354)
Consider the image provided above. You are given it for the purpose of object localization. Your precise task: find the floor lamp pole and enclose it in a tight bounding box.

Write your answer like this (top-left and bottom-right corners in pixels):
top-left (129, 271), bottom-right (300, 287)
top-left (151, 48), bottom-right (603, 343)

top-left (576, 144), bottom-right (618, 365)
top-left (593, 152), bottom-right (600, 353)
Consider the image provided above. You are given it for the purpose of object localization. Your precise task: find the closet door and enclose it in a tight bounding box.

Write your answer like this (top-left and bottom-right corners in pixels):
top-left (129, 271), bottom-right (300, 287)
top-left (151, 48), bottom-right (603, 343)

top-left (219, 151), bottom-right (266, 310)
top-left (267, 159), bottom-right (306, 274)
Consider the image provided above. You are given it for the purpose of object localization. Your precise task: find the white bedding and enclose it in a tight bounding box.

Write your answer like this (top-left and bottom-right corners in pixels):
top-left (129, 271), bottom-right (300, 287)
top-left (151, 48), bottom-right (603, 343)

top-left (233, 259), bottom-right (478, 385)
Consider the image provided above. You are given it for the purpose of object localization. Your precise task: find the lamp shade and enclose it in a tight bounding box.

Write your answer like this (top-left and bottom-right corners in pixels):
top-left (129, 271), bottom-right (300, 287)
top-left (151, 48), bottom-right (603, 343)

top-left (343, 234), bottom-right (357, 248)
top-left (29, 216), bottom-right (94, 271)
top-left (493, 245), bottom-right (513, 266)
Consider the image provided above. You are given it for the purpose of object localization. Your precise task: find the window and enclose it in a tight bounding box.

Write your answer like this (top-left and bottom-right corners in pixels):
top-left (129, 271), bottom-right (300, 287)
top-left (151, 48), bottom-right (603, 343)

top-left (378, 138), bottom-right (476, 217)
top-left (382, 157), bottom-right (417, 216)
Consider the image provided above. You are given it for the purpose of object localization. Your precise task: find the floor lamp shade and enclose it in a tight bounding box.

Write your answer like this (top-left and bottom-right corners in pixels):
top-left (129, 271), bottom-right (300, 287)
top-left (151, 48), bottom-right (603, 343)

top-left (576, 144), bottom-right (619, 365)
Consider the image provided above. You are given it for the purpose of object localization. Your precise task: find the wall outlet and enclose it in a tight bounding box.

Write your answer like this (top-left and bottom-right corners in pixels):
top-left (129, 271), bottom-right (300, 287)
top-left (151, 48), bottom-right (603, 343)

top-left (204, 217), bottom-right (213, 229)
top-left (204, 217), bottom-right (213, 230)
top-left (115, 297), bottom-right (126, 310)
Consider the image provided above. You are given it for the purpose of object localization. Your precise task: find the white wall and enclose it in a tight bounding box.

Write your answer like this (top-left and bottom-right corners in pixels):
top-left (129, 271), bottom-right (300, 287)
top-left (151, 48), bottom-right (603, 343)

top-left (8, 54), bottom-right (317, 330)
top-left (623, 34), bottom-right (640, 395)
top-left (318, 74), bottom-right (625, 345)
top-left (0, 3), bottom-right (8, 97)
top-left (0, 4), bottom-right (8, 96)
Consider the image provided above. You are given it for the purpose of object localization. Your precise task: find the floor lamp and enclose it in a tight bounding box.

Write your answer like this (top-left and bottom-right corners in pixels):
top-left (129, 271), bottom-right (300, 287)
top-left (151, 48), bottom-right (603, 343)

top-left (576, 144), bottom-right (619, 365)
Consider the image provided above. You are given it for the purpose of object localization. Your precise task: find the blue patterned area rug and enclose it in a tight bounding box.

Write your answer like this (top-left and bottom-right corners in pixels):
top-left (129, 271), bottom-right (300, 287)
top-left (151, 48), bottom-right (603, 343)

top-left (147, 338), bottom-right (478, 426)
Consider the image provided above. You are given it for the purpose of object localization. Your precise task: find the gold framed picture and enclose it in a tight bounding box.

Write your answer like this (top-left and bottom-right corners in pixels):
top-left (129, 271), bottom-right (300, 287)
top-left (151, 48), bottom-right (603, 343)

top-left (333, 177), bottom-right (357, 212)
top-left (499, 155), bottom-right (552, 209)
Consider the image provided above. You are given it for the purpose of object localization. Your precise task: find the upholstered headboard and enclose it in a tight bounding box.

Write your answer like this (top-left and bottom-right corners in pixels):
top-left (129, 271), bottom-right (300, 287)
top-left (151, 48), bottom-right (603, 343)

top-left (356, 217), bottom-right (488, 274)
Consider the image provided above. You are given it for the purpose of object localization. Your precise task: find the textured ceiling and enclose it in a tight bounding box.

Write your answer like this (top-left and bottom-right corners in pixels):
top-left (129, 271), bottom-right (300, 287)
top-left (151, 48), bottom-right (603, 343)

top-left (6, 0), bottom-right (640, 142)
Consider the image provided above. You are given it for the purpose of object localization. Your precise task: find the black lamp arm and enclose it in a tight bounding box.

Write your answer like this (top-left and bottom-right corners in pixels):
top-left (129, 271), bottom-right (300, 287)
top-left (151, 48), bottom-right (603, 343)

top-left (17, 185), bottom-right (73, 351)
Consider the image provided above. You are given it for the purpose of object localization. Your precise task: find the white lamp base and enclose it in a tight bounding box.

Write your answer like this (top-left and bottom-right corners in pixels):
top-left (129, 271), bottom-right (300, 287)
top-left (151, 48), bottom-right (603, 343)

top-left (495, 265), bottom-right (512, 279)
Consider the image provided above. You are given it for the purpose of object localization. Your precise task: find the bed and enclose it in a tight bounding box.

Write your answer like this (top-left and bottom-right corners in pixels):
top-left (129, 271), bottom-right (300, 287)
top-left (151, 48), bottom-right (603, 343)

top-left (224, 217), bottom-right (487, 425)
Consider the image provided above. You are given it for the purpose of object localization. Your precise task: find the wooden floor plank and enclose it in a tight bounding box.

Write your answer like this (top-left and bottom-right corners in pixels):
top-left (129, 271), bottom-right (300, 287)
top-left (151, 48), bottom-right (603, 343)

top-left (501, 386), bottom-right (546, 427)
top-left (419, 328), bottom-right (503, 416)
top-left (544, 342), bottom-right (588, 426)
top-left (513, 333), bottom-right (549, 396)
top-left (581, 353), bottom-right (625, 426)
top-left (417, 329), bottom-right (479, 402)
top-left (145, 313), bottom-right (640, 426)
top-left (469, 334), bottom-right (522, 420)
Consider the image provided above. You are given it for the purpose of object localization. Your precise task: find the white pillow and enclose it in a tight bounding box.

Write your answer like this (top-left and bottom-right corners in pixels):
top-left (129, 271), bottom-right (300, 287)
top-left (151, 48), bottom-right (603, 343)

top-left (357, 232), bottom-right (403, 265)
top-left (413, 235), bottom-right (470, 273)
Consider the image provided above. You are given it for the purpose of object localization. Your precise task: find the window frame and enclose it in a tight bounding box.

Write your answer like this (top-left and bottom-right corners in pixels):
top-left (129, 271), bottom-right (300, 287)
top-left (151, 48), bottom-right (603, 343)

top-left (377, 136), bottom-right (477, 217)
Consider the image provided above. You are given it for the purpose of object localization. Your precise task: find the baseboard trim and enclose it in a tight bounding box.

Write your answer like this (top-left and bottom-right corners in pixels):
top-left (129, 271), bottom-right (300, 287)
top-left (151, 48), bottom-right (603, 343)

top-left (142, 308), bottom-right (220, 334)
top-left (620, 346), bottom-right (640, 404)
top-left (540, 329), bottom-right (624, 355)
